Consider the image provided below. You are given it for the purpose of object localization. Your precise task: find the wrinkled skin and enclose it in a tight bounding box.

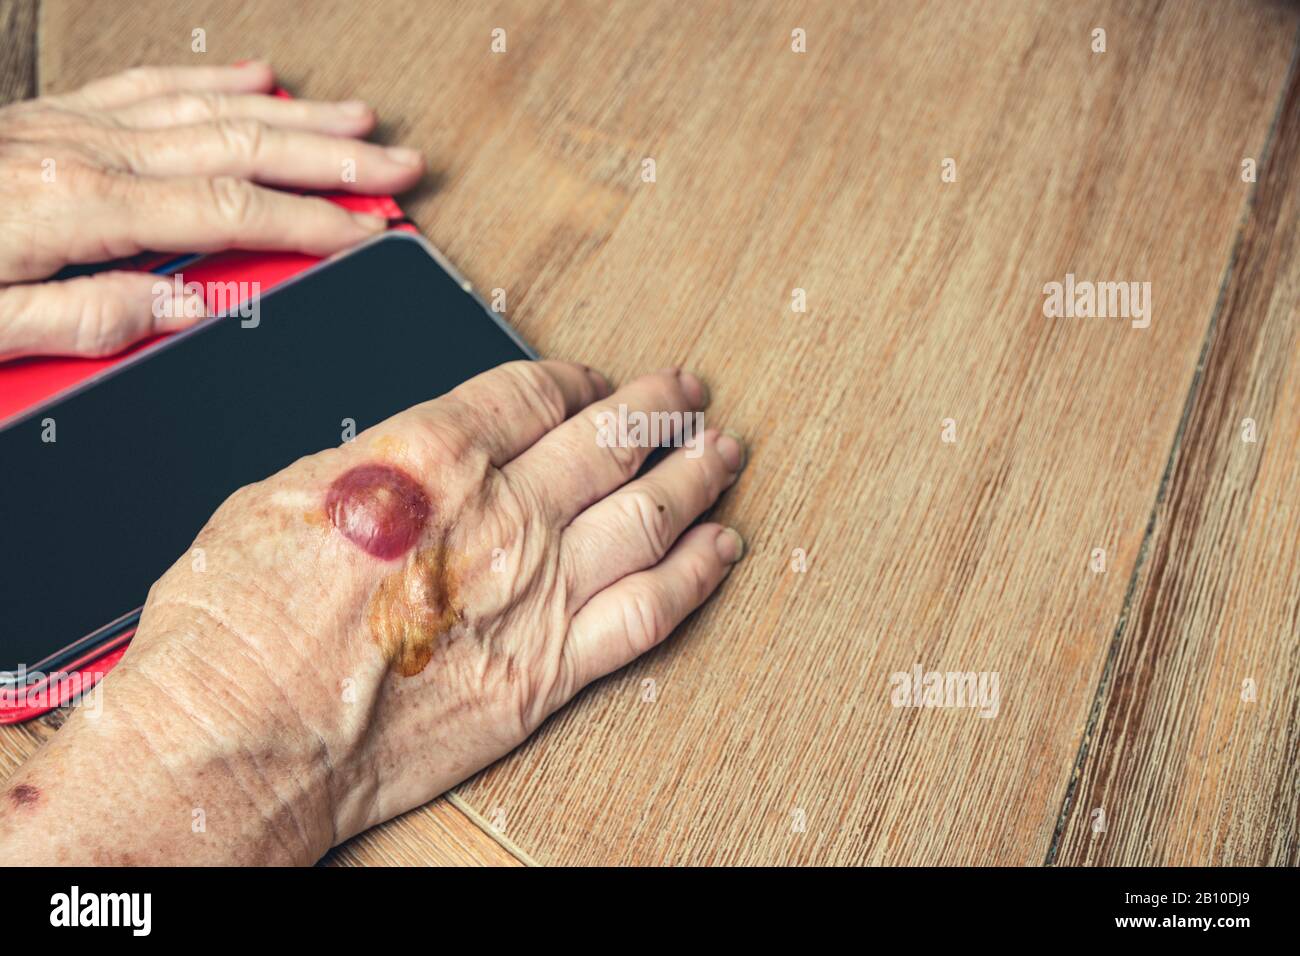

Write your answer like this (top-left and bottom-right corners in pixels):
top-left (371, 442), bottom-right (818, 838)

top-left (3, 361), bottom-right (744, 864)
top-left (0, 61), bottom-right (422, 361)
top-left (0, 66), bottom-right (747, 864)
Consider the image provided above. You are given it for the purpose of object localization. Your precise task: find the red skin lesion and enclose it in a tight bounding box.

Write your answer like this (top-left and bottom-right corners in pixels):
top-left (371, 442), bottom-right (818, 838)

top-left (326, 464), bottom-right (431, 560)
top-left (7, 784), bottom-right (40, 810)
top-left (325, 463), bottom-right (466, 677)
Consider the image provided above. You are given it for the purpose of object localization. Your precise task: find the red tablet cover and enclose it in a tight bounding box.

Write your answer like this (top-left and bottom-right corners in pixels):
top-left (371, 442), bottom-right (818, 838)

top-left (1, 87), bottom-right (414, 723)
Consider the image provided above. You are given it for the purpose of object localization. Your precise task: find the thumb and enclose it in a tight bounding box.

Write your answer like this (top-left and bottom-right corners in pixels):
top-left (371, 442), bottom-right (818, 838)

top-left (0, 271), bottom-right (207, 361)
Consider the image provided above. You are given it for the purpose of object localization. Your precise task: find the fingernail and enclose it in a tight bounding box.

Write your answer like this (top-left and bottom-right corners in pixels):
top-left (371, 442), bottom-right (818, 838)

top-left (716, 527), bottom-right (745, 564)
top-left (386, 146), bottom-right (423, 167)
top-left (236, 59), bottom-right (270, 71)
top-left (716, 429), bottom-right (746, 473)
top-left (338, 100), bottom-right (371, 117)
top-left (352, 212), bottom-right (386, 232)
top-left (678, 370), bottom-right (709, 407)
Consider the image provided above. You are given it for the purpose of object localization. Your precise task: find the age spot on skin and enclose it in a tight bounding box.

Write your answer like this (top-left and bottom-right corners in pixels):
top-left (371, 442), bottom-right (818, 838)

top-left (367, 543), bottom-right (464, 676)
top-left (7, 784), bottom-right (40, 810)
top-left (326, 464), bottom-right (430, 560)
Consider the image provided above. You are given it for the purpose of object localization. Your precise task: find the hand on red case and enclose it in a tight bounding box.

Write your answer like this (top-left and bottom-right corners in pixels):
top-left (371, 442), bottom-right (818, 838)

top-left (0, 84), bottom-right (414, 723)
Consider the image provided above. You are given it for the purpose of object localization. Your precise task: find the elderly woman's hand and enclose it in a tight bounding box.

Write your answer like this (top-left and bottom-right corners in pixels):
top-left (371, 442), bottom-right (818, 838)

top-left (0, 361), bottom-right (746, 864)
top-left (0, 62), bottom-right (423, 361)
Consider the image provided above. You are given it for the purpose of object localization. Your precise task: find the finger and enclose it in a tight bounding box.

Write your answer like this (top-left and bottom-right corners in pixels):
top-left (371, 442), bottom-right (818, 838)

top-left (505, 368), bottom-right (709, 524)
top-left (106, 174), bottom-right (386, 259)
top-left (115, 120), bottom-right (424, 193)
top-left (565, 523), bottom-right (744, 689)
top-left (111, 92), bottom-right (376, 137)
top-left (439, 360), bottom-right (610, 467)
top-left (0, 271), bottom-right (205, 361)
top-left (561, 429), bottom-right (745, 608)
top-left (54, 62), bottom-right (275, 111)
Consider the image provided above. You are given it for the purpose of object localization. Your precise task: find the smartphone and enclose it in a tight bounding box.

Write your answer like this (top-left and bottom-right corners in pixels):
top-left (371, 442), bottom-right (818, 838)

top-left (0, 232), bottom-right (534, 682)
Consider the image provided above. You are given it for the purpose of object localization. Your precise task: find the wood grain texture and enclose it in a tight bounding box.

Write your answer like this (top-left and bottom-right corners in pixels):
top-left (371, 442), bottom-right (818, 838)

top-left (1053, 45), bottom-right (1300, 866)
top-left (31, 0), bottom-right (1299, 865)
top-left (0, 0), bottom-right (36, 106)
top-left (321, 796), bottom-right (526, 867)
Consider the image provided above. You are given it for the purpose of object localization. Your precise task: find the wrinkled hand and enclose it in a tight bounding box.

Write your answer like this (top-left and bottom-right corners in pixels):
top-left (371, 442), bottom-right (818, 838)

top-left (1, 361), bottom-right (746, 864)
top-left (0, 62), bottom-right (423, 361)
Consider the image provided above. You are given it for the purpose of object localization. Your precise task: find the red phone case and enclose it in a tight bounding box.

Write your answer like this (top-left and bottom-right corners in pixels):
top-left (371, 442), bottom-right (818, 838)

top-left (1, 87), bottom-right (413, 723)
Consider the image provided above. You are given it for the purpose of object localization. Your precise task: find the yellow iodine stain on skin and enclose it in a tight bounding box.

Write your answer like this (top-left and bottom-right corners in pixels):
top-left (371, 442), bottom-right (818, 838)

top-left (367, 543), bottom-right (465, 677)
top-left (373, 433), bottom-right (408, 462)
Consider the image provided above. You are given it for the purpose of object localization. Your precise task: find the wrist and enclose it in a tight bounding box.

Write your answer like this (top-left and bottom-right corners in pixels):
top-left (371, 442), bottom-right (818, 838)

top-left (1, 642), bottom-right (339, 865)
top-left (117, 637), bottom-right (343, 863)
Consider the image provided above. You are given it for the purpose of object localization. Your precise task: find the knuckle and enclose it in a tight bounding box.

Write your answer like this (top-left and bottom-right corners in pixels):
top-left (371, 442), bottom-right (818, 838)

top-left (685, 551), bottom-right (717, 604)
top-left (214, 118), bottom-right (266, 160)
top-left (207, 175), bottom-right (259, 227)
top-left (693, 451), bottom-right (727, 499)
top-left (74, 293), bottom-right (136, 356)
top-left (440, 429), bottom-right (491, 483)
top-left (500, 671), bottom-right (540, 741)
top-left (622, 587), bottom-right (665, 654)
top-left (507, 362), bottom-right (567, 429)
top-left (592, 413), bottom-right (642, 481)
top-left (607, 439), bottom-right (643, 482)
top-left (93, 125), bottom-right (144, 172)
top-left (119, 67), bottom-right (160, 93)
top-left (479, 631), bottom-right (565, 741)
top-left (644, 369), bottom-right (685, 407)
top-left (416, 407), bottom-right (486, 469)
top-left (491, 470), bottom-right (537, 534)
top-left (385, 408), bottom-right (492, 495)
top-left (619, 488), bottom-right (674, 560)
top-left (508, 651), bottom-right (562, 737)
top-left (168, 91), bottom-right (221, 124)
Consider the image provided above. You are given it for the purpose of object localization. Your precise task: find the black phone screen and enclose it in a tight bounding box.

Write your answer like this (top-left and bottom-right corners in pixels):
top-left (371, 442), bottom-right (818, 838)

top-left (0, 233), bottom-right (532, 676)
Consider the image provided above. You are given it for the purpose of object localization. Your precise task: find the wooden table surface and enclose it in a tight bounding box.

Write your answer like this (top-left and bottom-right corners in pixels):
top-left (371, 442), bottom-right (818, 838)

top-left (2, 0), bottom-right (1297, 866)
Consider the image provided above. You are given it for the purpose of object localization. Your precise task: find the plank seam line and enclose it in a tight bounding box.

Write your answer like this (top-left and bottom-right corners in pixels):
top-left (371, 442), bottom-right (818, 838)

top-left (445, 791), bottom-right (541, 867)
top-left (1041, 21), bottom-right (1300, 867)
top-left (34, 0), bottom-right (42, 94)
